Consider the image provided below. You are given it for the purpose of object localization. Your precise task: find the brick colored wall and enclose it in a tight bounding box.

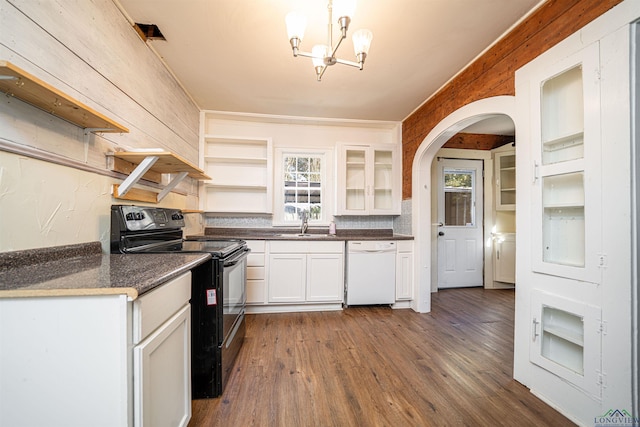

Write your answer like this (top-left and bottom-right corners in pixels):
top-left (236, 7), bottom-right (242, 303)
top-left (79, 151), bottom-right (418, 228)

top-left (401, 0), bottom-right (622, 199)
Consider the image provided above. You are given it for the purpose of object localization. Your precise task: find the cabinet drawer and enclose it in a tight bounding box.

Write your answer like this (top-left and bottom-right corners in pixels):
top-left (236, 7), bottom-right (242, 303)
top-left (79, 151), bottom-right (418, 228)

top-left (246, 240), bottom-right (266, 252)
top-left (247, 279), bottom-right (266, 304)
top-left (396, 240), bottom-right (413, 252)
top-left (133, 272), bottom-right (191, 344)
top-left (269, 240), bottom-right (344, 254)
top-left (248, 252), bottom-right (265, 267)
top-left (247, 266), bottom-right (265, 280)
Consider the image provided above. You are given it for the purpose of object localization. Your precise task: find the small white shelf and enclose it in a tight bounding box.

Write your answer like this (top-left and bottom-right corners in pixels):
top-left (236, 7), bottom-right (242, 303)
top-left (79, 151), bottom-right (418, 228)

top-left (543, 131), bottom-right (584, 150)
top-left (543, 325), bottom-right (584, 346)
top-left (543, 203), bottom-right (584, 209)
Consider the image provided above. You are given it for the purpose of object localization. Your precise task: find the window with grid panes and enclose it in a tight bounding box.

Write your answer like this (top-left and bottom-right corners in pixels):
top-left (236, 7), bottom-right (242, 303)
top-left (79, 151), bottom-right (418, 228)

top-left (283, 155), bottom-right (323, 222)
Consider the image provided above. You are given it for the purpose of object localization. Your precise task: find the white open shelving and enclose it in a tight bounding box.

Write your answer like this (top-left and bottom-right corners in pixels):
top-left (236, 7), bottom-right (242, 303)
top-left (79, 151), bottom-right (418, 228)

top-left (200, 135), bottom-right (273, 213)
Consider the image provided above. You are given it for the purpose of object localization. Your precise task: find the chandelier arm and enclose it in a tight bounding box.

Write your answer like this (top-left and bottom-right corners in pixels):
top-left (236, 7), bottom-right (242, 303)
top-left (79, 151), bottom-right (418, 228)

top-left (334, 58), bottom-right (363, 69)
top-left (295, 51), bottom-right (315, 59)
top-left (329, 33), bottom-right (347, 59)
top-left (317, 65), bottom-right (328, 81)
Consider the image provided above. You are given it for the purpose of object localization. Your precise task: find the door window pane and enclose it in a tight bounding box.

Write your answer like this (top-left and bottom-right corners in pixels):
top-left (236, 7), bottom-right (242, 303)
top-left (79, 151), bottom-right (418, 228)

top-left (444, 170), bottom-right (475, 226)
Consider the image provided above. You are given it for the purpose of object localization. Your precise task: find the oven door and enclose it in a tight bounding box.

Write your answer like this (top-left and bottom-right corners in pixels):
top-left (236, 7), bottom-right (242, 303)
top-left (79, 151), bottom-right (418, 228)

top-left (222, 248), bottom-right (249, 342)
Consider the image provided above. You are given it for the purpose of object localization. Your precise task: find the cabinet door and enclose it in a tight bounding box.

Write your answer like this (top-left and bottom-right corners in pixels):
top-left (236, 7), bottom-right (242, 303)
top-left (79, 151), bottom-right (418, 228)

top-left (494, 151), bottom-right (516, 211)
top-left (530, 290), bottom-right (601, 397)
top-left (337, 144), bottom-right (400, 215)
top-left (268, 253), bottom-right (306, 303)
top-left (395, 251), bottom-right (413, 300)
top-left (341, 146), bottom-right (368, 213)
top-left (371, 147), bottom-right (396, 213)
top-left (307, 253), bottom-right (344, 302)
top-left (494, 234), bottom-right (515, 284)
top-left (530, 42), bottom-right (602, 284)
top-left (133, 304), bottom-right (191, 427)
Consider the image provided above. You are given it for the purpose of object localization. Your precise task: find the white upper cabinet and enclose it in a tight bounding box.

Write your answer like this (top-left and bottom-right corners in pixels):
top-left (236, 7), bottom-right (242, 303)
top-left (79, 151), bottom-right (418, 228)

top-left (336, 143), bottom-right (401, 215)
top-left (493, 147), bottom-right (516, 211)
top-left (529, 42), bottom-right (602, 284)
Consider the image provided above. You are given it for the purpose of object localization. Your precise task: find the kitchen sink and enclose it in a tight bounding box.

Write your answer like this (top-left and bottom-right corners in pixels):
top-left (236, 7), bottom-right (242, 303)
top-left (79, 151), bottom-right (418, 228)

top-left (276, 233), bottom-right (333, 238)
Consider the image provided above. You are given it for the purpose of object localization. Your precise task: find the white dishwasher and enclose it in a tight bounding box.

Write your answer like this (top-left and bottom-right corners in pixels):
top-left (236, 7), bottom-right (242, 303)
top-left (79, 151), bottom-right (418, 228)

top-left (346, 240), bottom-right (396, 305)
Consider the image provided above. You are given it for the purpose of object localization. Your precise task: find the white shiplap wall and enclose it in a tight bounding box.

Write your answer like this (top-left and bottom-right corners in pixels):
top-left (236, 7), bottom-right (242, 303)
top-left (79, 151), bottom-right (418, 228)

top-left (0, 0), bottom-right (200, 251)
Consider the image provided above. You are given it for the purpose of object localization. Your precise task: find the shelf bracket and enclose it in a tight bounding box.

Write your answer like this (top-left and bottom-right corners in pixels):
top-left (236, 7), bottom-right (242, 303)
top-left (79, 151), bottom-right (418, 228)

top-left (117, 155), bottom-right (159, 197)
top-left (157, 171), bottom-right (189, 202)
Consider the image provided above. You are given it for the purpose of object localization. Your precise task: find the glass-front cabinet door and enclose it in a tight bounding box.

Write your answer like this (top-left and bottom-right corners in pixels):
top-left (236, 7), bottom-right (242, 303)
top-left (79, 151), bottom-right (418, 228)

top-left (531, 42), bottom-right (601, 284)
top-left (338, 143), bottom-right (400, 215)
top-left (344, 148), bottom-right (367, 212)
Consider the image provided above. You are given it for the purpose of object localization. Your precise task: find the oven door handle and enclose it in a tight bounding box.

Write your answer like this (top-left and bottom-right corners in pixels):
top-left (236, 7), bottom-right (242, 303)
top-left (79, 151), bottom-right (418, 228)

top-left (223, 248), bottom-right (250, 267)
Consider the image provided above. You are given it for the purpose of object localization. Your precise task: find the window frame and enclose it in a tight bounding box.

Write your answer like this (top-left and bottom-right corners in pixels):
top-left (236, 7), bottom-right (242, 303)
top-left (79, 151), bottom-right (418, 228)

top-left (273, 147), bottom-right (334, 226)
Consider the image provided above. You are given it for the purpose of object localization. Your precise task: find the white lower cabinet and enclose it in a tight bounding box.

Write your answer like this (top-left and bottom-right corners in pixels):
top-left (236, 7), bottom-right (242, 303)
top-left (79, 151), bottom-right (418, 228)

top-left (267, 241), bottom-right (344, 306)
top-left (132, 272), bottom-right (191, 427)
top-left (0, 272), bottom-right (192, 427)
top-left (395, 240), bottom-right (414, 300)
top-left (493, 233), bottom-right (515, 284)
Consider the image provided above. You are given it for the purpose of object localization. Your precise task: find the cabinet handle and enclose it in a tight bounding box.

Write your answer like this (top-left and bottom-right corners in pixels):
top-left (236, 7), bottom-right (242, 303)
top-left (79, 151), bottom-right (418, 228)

top-left (533, 161), bottom-right (539, 183)
top-left (532, 318), bottom-right (540, 341)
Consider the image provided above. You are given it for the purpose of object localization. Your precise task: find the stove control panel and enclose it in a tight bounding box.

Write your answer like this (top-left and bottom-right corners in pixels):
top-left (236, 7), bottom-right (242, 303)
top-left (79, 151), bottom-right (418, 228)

top-left (112, 205), bottom-right (185, 231)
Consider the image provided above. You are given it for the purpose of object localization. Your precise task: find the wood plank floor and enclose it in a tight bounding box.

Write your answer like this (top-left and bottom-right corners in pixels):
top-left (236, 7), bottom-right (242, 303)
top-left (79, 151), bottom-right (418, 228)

top-left (189, 288), bottom-right (574, 426)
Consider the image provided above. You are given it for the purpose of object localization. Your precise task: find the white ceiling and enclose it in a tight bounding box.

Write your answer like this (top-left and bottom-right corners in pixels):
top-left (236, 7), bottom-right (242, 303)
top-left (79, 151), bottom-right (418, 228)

top-left (116, 0), bottom-right (540, 132)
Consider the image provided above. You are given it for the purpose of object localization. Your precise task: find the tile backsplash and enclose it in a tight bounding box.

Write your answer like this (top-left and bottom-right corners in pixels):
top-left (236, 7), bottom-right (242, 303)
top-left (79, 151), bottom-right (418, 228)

top-left (203, 199), bottom-right (413, 235)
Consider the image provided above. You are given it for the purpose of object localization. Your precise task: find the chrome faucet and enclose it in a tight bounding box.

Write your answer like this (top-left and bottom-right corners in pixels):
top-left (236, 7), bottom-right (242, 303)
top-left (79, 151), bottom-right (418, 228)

top-left (300, 210), bottom-right (308, 234)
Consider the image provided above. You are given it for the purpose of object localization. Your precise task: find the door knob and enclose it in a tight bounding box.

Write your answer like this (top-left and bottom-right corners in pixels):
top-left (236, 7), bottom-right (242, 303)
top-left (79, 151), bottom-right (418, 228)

top-left (438, 231), bottom-right (445, 236)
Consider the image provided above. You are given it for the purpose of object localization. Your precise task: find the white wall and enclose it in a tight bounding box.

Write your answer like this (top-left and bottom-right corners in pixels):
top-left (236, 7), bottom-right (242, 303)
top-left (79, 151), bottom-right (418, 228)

top-left (0, 0), bottom-right (200, 252)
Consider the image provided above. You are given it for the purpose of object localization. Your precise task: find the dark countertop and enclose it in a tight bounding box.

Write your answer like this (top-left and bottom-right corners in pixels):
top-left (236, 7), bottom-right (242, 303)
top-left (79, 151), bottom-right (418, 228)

top-left (0, 242), bottom-right (210, 299)
top-left (188, 227), bottom-right (414, 241)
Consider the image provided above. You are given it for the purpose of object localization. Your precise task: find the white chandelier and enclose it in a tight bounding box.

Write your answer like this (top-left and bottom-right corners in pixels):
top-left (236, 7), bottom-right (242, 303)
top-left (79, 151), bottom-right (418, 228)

top-left (285, 0), bottom-right (373, 82)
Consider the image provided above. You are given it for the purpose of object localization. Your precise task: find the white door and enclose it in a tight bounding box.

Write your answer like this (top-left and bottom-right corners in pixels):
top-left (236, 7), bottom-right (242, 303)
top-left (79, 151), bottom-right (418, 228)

top-left (437, 159), bottom-right (484, 289)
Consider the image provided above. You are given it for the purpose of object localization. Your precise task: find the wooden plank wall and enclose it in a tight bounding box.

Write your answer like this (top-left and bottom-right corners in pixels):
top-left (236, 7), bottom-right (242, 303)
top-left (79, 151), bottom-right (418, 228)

top-left (0, 0), bottom-right (199, 183)
top-left (401, 0), bottom-right (623, 199)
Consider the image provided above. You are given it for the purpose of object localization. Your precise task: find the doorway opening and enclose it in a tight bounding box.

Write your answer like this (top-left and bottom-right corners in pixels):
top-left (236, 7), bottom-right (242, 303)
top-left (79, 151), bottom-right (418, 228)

top-left (410, 96), bottom-right (516, 313)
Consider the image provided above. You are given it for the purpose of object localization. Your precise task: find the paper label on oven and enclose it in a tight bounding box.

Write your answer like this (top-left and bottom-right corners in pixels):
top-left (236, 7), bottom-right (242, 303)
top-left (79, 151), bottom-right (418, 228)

top-left (206, 289), bottom-right (217, 306)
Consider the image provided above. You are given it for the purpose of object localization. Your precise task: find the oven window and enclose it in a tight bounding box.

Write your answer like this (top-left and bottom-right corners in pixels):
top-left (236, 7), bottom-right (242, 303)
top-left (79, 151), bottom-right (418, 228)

top-left (222, 254), bottom-right (246, 339)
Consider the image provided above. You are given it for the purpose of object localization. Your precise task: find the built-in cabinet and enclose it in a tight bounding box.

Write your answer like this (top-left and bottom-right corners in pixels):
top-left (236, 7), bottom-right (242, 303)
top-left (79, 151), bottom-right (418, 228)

top-left (268, 241), bottom-right (344, 305)
top-left (515, 14), bottom-right (636, 422)
top-left (523, 39), bottom-right (603, 400)
top-left (336, 143), bottom-right (401, 215)
top-left (0, 272), bottom-right (192, 427)
top-left (199, 114), bottom-right (273, 213)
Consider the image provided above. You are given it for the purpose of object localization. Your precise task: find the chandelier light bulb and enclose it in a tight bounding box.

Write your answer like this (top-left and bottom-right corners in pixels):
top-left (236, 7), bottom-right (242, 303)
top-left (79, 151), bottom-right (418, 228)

top-left (332, 0), bottom-right (357, 19)
top-left (352, 29), bottom-right (373, 55)
top-left (285, 12), bottom-right (307, 41)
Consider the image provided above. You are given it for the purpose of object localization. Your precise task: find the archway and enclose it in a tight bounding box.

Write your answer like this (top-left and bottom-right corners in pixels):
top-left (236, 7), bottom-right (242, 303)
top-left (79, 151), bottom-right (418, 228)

top-left (410, 96), bottom-right (516, 313)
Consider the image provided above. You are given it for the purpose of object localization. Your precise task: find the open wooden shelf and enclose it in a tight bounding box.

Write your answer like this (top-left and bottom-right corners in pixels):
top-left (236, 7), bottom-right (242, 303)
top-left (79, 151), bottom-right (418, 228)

top-left (108, 151), bottom-right (210, 203)
top-left (0, 60), bottom-right (128, 133)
